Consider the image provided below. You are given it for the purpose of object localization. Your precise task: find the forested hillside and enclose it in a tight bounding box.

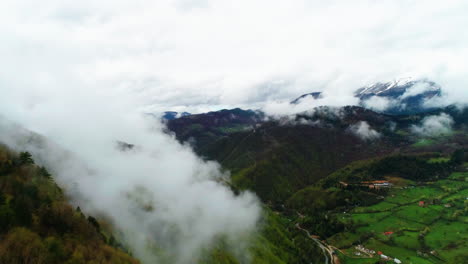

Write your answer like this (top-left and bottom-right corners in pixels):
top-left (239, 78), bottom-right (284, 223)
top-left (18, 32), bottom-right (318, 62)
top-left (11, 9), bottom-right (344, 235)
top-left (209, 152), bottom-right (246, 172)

top-left (0, 144), bottom-right (139, 264)
top-left (166, 105), bottom-right (468, 263)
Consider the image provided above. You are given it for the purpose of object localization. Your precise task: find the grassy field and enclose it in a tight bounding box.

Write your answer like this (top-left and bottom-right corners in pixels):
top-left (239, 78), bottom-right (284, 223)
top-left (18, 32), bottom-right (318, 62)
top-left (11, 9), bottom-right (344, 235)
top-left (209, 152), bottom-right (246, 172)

top-left (328, 171), bottom-right (468, 263)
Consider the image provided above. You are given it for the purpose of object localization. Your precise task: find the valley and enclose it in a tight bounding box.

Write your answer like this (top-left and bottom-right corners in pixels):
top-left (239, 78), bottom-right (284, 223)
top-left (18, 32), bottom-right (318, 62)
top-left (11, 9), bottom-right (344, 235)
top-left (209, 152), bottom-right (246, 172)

top-left (163, 103), bottom-right (468, 264)
top-left (0, 88), bottom-right (467, 264)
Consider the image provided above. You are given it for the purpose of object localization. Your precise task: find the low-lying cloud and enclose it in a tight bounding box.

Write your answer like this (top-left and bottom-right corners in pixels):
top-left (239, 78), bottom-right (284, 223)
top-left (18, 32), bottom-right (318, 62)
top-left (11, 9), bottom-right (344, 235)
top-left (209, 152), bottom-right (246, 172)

top-left (411, 113), bottom-right (454, 137)
top-left (349, 121), bottom-right (381, 140)
top-left (361, 96), bottom-right (395, 112)
top-left (0, 85), bottom-right (260, 264)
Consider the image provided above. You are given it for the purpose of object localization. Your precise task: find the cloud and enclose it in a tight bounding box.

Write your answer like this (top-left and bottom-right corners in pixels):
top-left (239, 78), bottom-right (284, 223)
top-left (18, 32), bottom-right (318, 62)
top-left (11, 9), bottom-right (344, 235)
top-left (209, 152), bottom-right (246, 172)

top-left (410, 113), bottom-right (454, 137)
top-left (349, 121), bottom-right (381, 140)
top-left (361, 96), bottom-right (396, 112)
top-left (262, 93), bottom-right (357, 117)
top-left (400, 81), bottom-right (437, 99)
top-left (0, 71), bottom-right (260, 264)
top-left (1, 0), bottom-right (468, 115)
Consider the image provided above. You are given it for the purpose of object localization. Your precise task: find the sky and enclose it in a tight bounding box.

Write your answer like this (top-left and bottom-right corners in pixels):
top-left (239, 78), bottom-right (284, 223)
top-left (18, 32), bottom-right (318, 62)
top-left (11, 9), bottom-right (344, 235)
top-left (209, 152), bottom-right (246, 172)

top-left (1, 0), bottom-right (467, 114)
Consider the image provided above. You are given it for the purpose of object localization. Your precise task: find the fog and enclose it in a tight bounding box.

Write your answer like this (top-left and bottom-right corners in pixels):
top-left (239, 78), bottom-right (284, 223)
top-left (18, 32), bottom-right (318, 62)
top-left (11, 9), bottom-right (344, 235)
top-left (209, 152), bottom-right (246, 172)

top-left (0, 86), bottom-right (260, 263)
top-left (349, 121), bottom-right (381, 141)
top-left (411, 113), bottom-right (454, 137)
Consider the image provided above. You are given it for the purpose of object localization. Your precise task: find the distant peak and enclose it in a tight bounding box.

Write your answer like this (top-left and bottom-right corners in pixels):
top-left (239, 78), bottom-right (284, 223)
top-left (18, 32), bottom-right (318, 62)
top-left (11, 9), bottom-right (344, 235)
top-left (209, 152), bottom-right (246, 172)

top-left (290, 92), bottom-right (323, 104)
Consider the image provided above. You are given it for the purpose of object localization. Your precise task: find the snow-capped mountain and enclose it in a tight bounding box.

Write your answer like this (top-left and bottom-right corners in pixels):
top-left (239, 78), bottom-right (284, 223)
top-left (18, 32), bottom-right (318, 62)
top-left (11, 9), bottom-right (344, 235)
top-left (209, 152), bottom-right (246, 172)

top-left (356, 78), bottom-right (441, 114)
top-left (291, 78), bottom-right (442, 115)
top-left (356, 78), bottom-right (440, 99)
top-left (355, 77), bottom-right (414, 97)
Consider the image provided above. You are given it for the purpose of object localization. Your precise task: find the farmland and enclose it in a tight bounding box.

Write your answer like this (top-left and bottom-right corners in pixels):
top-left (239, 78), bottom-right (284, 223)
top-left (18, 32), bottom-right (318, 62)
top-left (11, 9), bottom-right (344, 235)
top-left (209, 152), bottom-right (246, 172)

top-left (327, 171), bottom-right (468, 263)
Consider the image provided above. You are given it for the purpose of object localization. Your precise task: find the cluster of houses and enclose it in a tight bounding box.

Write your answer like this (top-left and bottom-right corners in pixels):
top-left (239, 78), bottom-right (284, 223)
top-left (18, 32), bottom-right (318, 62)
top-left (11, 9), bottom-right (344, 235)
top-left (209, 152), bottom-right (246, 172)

top-left (339, 180), bottom-right (393, 189)
top-left (354, 244), bottom-right (375, 256)
top-left (354, 245), bottom-right (401, 263)
top-left (418, 200), bottom-right (452, 208)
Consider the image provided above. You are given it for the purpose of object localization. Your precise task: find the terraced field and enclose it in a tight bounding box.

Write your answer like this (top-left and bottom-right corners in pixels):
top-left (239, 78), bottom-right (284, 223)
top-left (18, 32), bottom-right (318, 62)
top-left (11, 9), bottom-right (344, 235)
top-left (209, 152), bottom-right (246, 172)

top-left (328, 172), bottom-right (468, 263)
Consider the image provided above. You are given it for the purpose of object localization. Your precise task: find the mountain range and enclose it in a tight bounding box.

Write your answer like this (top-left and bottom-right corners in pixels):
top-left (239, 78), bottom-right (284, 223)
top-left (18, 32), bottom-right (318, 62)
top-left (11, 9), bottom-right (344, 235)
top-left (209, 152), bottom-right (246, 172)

top-left (293, 78), bottom-right (442, 115)
top-left (0, 78), bottom-right (467, 263)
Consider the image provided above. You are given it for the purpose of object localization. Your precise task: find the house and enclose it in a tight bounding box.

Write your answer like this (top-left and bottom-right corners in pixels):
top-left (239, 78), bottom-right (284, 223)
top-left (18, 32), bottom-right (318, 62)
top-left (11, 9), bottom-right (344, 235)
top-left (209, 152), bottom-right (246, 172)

top-left (361, 180), bottom-right (393, 189)
top-left (418, 201), bottom-right (425, 207)
top-left (394, 258), bottom-right (402, 264)
top-left (339, 181), bottom-right (349, 187)
top-left (384, 231), bottom-right (394, 236)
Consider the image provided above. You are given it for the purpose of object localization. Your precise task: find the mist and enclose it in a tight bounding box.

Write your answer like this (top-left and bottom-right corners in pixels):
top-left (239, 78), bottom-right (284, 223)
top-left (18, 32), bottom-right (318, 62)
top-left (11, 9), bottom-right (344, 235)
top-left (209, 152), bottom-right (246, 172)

top-left (411, 113), bottom-right (454, 137)
top-left (0, 83), bottom-right (261, 263)
top-left (349, 121), bottom-right (381, 141)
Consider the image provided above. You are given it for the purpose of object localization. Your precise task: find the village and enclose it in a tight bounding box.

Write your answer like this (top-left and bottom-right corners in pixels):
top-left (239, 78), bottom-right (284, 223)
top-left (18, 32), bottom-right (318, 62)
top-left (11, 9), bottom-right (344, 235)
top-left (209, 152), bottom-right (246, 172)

top-left (327, 169), bottom-right (468, 264)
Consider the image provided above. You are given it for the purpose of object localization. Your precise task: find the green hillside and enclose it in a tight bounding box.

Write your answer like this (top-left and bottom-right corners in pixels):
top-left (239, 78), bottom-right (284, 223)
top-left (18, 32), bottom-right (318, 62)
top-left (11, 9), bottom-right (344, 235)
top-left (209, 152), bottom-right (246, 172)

top-left (0, 144), bottom-right (140, 264)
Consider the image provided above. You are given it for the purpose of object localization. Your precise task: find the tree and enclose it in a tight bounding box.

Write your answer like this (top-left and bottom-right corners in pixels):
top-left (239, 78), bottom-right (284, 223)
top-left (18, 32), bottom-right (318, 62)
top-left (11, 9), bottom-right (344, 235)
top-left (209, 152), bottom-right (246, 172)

top-left (12, 196), bottom-right (33, 227)
top-left (40, 166), bottom-right (52, 179)
top-left (0, 205), bottom-right (15, 233)
top-left (87, 216), bottom-right (101, 232)
top-left (450, 149), bottom-right (465, 165)
top-left (0, 228), bottom-right (47, 264)
top-left (0, 191), bottom-right (5, 205)
top-left (19, 151), bottom-right (34, 165)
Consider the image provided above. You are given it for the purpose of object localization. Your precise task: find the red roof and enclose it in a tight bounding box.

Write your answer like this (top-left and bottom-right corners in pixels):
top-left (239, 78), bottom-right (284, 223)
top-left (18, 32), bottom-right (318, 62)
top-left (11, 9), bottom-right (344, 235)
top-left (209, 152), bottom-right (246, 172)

top-left (377, 251), bottom-right (383, 255)
top-left (384, 231), bottom-right (394, 235)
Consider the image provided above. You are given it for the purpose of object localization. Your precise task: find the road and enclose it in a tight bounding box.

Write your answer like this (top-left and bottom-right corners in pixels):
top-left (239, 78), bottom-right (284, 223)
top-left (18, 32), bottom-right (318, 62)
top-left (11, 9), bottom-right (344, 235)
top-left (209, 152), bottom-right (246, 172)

top-left (295, 223), bottom-right (339, 264)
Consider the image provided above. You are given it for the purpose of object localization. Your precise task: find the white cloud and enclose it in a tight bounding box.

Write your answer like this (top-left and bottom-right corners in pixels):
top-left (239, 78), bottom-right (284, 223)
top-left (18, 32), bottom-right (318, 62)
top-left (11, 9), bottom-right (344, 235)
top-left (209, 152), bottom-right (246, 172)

top-left (349, 121), bottom-right (381, 140)
top-left (361, 96), bottom-right (395, 112)
top-left (0, 86), bottom-right (261, 264)
top-left (400, 81), bottom-right (436, 99)
top-left (411, 113), bottom-right (454, 137)
top-left (1, 0), bottom-right (468, 115)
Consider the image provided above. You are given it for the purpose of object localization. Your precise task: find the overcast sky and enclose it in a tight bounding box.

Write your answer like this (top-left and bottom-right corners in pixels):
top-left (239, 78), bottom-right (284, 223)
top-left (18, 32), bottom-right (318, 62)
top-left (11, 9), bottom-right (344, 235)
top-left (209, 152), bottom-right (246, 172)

top-left (1, 0), bottom-right (467, 114)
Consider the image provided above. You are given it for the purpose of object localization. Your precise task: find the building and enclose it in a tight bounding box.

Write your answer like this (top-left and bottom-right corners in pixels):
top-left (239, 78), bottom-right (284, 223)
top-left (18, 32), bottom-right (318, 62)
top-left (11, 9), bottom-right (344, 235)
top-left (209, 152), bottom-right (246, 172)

top-left (361, 180), bottom-right (393, 189)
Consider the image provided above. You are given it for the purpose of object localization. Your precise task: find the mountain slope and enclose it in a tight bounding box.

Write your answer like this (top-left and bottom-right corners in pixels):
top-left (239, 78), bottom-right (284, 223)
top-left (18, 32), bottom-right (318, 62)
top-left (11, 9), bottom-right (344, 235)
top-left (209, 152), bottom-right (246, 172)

top-left (0, 144), bottom-right (139, 264)
top-left (167, 105), bottom-right (468, 203)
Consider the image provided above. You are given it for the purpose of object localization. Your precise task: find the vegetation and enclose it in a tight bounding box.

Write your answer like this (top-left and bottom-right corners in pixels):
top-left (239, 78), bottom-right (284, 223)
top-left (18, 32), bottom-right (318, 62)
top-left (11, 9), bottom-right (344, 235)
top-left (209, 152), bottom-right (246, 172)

top-left (166, 106), bottom-right (468, 264)
top-left (328, 170), bottom-right (468, 263)
top-left (0, 145), bottom-right (139, 264)
top-left (0, 105), bottom-right (465, 263)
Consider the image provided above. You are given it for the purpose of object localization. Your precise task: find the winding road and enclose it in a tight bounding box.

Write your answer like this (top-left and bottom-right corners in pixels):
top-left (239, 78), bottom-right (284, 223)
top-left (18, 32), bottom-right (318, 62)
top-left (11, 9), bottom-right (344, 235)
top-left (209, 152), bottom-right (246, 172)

top-left (295, 223), bottom-right (339, 264)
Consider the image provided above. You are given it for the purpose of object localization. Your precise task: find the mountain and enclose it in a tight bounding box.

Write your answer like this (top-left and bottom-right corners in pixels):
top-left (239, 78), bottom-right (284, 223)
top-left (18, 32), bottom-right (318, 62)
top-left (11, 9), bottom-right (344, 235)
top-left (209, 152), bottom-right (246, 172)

top-left (291, 78), bottom-right (443, 115)
top-left (162, 111), bottom-right (191, 120)
top-left (1, 102), bottom-right (466, 264)
top-left (0, 145), bottom-right (140, 264)
top-left (166, 108), bottom-right (264, 152)
top-left (167, 105), bottom-right (468, 202)
top-left (290, 92), bottom-right (323, 104)
top-left (0, 117), bottom-right (325, 264)
top-left (357, 78), bottom-right (442, 114)
top-left (165, 105), bottom-right (468, 263)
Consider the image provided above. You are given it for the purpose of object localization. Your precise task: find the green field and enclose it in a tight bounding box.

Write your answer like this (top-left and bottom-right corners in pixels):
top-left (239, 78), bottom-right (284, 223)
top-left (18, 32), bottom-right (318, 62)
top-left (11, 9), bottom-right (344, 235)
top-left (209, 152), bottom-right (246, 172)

top-left (329, 171), bottom-right (468, 263)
